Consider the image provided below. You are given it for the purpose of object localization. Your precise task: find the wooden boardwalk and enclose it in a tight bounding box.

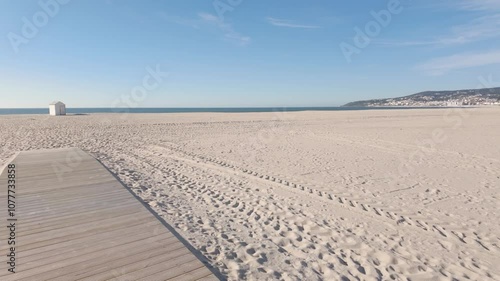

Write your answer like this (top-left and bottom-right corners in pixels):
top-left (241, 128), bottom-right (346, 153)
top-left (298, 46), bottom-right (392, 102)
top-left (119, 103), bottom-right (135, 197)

top-left (0, 148), bottom-right (219, 281)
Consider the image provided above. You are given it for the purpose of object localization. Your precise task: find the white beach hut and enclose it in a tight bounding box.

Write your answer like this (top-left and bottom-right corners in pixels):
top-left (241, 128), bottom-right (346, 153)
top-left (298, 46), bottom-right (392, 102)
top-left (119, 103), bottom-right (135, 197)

top-left (49, 101), bottom-right (66, 116)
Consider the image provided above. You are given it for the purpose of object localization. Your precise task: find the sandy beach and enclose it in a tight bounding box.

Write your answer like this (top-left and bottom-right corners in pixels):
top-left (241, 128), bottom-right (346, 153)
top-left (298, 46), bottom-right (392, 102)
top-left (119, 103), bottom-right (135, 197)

top-left (1, 108), bottom-right (499, 280)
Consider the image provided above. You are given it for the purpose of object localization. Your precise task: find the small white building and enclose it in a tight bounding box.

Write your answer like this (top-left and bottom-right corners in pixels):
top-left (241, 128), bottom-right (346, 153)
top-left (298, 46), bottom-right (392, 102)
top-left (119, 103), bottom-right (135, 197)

top-left (49, 101), bottom-right (66, 116)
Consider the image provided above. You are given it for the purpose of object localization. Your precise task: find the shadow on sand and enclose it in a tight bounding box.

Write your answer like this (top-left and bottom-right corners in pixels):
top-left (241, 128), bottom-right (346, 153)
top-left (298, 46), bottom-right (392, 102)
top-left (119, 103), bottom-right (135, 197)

top-left (96, 157), bottom-right (227, 281)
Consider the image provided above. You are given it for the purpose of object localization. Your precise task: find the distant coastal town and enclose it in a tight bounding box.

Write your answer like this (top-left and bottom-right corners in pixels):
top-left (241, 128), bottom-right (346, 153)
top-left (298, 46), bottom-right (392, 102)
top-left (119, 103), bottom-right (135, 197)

top-left (344, 87), bottom-right (500, 107)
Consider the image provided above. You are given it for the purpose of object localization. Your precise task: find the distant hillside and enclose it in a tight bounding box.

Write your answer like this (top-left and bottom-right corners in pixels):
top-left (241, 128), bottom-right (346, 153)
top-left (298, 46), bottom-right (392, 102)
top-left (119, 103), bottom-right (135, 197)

top-left (344, 87), bottom-right (500, 107)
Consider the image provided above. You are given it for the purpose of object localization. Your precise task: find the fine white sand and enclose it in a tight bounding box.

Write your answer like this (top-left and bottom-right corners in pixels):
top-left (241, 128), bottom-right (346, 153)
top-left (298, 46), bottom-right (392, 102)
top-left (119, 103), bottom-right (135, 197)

top-left (1, 108), bottom-right (499, 280)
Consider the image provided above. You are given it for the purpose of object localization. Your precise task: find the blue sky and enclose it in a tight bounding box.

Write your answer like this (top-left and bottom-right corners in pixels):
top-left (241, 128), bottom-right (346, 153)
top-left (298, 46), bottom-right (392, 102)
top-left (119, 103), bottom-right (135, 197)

top-left (1, 0), bottom-right (499, 108)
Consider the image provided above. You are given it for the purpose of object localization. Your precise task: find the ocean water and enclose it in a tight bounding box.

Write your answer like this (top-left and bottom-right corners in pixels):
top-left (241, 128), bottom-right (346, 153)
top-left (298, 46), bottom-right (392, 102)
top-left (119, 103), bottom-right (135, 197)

top-left (0, 107), bottom-right (439, 115)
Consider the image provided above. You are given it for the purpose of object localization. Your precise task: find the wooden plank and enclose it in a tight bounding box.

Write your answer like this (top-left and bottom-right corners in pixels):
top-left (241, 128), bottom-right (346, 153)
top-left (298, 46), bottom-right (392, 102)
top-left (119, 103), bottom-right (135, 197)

top-left (24, 238), bottom-right (189, 281)
top-left (108, 252), bottom-right (198, 281)
top-left (0, 214), bottom-right (158, 253)
top-left (198, 275), bottom-right (222, 281)
top-left (2, 234), bottom-right (173, 279)
top-left (9, 190), bottom-right (132, 211)
top-left (0, 227), bottom-right (170, 271)
top-left (13, 193), bottom-right (136, 213)
top-left (15, 204), bottom-right (140, 232)
top-left (0, 185), bottom-right (126, 202)
top-left (0, 148), bottom-right (217, 281)
top-left (4, 211), bottom-right (154, 248)
top-left (5, 221), bottom-right (160, 262)
top-left (0, 207), bottom-right (154, 253)
top-left (17, 208), bottom-right (147, 237)
top-left (169, 266), bottom-right (217, 281)
top-left (51, 242), bottom-right (189, 281)
top-left (4, 200), bottom-right (138, 227)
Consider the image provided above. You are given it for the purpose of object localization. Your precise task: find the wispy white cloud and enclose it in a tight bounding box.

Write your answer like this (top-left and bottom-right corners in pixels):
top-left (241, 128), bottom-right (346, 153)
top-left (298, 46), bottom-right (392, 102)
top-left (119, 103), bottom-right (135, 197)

top-left (376, 14), bottom-right (500, 47)
top-left (198, 12), bottom-right (251, 45)
top-left (416, 50), bottom-right (500, 76)
top-left (375, 38), bottom-right (467, 47)
top-left (377, 1), bottom-right (500, 48)
top-left (157, 11), bottom-right (250, 45)
top-left (451, 14), bottom-right (500, 40)
top-left (158, 12), bottom-right (200, 29)
top-left (198, 13), bottom-right (219, 23)
top-left (456, 0), bottom-right (500, 11)
top-left (266, 17), bottom-right (321, 29)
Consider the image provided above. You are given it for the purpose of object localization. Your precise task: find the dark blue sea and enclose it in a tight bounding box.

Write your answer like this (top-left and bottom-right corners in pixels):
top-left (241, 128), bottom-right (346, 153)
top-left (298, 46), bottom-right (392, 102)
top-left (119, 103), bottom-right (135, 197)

top-left (0, 107), bottom-right (439, 115)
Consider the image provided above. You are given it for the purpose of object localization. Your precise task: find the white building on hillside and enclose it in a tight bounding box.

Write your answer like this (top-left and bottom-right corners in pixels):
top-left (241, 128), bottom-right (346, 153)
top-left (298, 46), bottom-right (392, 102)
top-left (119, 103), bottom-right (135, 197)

top-left (49, 101), bottom-right (66, 116)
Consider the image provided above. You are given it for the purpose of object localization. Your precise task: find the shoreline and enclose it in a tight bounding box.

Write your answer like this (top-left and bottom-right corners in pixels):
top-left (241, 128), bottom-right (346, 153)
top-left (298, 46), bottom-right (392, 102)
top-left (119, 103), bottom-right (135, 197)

top-left (1, 105), bottom-right (498, 116)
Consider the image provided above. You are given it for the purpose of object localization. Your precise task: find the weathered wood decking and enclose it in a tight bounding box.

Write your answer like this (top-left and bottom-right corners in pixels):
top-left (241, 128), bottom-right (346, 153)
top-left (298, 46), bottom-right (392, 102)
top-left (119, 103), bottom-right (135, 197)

top-left (0, 148), bottom-right (218, 281)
